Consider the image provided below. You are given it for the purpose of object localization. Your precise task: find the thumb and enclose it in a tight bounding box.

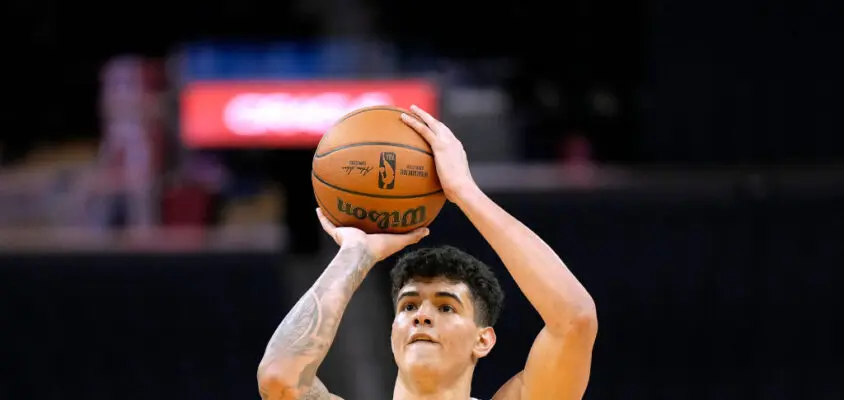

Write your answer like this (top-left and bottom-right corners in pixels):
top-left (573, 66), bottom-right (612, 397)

top-left (378, 228), bottom-right (430, 260)
top-left (407, 227), bottom-right (430, 243)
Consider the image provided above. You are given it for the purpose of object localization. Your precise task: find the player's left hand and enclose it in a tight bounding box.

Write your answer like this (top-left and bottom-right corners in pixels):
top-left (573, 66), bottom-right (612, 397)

top-left (401, 105), bottom-right (478, 202)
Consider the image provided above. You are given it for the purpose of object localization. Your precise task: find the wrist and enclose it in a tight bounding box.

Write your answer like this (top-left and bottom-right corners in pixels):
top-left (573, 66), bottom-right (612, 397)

top-left (339, 242), bottom-right (376, 268)
top-left (450, 182), bottom-right (484, 209)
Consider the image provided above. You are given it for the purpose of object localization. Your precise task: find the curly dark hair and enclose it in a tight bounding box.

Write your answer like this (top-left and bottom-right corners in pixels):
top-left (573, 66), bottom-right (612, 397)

top-left (390, 245), bottom-right (504, 327)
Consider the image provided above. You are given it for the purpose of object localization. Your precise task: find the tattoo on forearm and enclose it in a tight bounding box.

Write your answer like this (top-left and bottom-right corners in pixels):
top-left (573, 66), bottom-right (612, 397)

top-left (301, 380), bottom-right (334, 400)
top-left (260, 246), bottom-right (375, 397)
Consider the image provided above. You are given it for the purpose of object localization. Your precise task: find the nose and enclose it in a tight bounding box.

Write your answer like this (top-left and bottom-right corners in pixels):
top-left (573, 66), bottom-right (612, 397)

top-left (412, 308), bottom-right (433, 327)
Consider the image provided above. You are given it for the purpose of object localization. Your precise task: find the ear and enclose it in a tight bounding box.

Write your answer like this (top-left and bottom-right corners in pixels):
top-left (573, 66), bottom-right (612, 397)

top-left (472, 326), bottom-right (497, 359)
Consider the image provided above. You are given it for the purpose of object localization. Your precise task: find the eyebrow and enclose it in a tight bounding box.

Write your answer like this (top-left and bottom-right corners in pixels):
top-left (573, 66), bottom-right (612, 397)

top-left (397, 291), bottom-right (464, 306)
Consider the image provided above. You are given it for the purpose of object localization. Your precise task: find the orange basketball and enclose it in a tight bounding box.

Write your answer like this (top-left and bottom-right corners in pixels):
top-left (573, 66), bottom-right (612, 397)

top-left (312, 106), bottom-right (446, 234)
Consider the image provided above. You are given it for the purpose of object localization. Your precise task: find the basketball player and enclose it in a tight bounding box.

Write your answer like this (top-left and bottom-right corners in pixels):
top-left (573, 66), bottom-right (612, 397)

top-left (257, 105), bottom-right (598, 400)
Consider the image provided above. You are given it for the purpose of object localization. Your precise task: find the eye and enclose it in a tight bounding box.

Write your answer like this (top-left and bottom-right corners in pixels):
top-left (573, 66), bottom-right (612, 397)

top-left (402, 303), bottom-right (417, 312)
top-left (439, 305), bottom-right (454, 313)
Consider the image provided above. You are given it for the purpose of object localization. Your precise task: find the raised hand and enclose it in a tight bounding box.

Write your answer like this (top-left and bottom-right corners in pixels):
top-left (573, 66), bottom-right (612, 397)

top-left (400, 105), bottom-right (478, 202)
top-left (316, 208), bottom-right (429, 262)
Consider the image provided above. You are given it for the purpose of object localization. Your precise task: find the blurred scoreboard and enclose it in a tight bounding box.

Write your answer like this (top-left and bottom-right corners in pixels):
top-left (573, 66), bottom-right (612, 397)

top-left (177, 41), bottom-right (439, 149)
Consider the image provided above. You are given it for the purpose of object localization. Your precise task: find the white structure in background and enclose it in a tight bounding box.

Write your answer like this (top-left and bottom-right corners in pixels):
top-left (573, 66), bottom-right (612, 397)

top-left (98, 55), bottom-right (164, 230)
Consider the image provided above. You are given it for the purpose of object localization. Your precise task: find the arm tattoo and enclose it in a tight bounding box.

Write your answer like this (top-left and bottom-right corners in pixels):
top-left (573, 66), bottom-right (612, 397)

top-left (301, 380), bottom-right (334, 400)
top-left (259, 245), bottom-right (374, 398)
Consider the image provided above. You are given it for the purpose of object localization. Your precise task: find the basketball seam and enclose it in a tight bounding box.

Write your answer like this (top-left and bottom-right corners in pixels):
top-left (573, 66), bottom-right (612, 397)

top-left (314, 142), bottom-right (432, 158)
top-left (312, 171), bottom-right (444, 199)
top-left (315, 105), bottom-right (428, 155)
top-left (317, 106), bottom-right (404, 149)
top-left (314, 193), bottom-right (344, 226)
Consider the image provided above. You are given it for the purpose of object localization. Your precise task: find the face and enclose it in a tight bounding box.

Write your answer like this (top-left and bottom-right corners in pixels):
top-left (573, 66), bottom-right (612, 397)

top-left (391, 277), bottom-right (496, 380)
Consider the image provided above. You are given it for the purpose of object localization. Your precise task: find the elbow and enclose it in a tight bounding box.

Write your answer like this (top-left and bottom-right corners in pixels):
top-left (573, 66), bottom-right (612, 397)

top-left (571, 298), bottom-right (598, 331)
top-left (257, 361), bottom-right (298, 396)
top-left (549, 296), bottom-right (598, 337)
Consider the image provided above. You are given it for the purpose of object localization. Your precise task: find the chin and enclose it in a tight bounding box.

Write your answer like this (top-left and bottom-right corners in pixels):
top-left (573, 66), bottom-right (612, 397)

top-left (400, 355), bottom-right (447, 377)
top-left (402, 363), bottom-right (446, 384)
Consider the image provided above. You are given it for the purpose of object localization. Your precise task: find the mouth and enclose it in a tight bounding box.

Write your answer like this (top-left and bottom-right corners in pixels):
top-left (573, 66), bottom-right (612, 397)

top-left (408, 334), bottom-right (437, 345)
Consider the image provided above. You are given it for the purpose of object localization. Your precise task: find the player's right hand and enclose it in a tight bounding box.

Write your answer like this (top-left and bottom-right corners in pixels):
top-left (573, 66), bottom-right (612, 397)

top-left (316, 208), bottom-right (430, 262)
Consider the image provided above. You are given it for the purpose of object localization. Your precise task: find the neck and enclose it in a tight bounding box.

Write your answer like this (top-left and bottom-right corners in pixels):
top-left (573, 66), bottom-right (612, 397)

top-left (393, 366), bottom-right (475, 400)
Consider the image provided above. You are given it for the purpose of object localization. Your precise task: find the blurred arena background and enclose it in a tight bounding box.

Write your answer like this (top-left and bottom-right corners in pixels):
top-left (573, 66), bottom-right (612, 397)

top-left (1, 0), bottom-right (843, 399)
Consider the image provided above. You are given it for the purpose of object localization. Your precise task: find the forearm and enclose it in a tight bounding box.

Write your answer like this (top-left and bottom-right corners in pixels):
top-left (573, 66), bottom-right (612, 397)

top-left (454, 186), bottom-right (595, 334)
top-left (257, 244), bottom-right (375, 396)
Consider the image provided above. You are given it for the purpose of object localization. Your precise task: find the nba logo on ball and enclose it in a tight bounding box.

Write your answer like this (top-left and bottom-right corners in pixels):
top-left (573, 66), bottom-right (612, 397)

top-left (378, 152), bottom-right (397, 190)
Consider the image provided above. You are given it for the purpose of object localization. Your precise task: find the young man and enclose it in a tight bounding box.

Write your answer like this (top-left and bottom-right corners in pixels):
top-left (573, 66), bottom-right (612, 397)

top-left (257, 106), bottom-right (598, 400)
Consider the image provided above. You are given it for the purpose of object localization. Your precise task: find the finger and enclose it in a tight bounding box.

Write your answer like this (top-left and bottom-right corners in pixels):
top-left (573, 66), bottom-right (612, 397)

top-left (401, 112), bottom-right (436, 143)
top-left (315, 208), bottom-right (336, 233)
top-left (411, 105), bottom-right (458, 141)
top-left (409, 105), bottom-right (439, 127)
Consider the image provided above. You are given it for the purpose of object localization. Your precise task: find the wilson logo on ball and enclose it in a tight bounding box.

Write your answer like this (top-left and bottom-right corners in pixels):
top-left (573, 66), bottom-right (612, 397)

top-left (336, 198), bottom-right (427, 229)
top-left (378, 152), bottom-right (397, 190)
